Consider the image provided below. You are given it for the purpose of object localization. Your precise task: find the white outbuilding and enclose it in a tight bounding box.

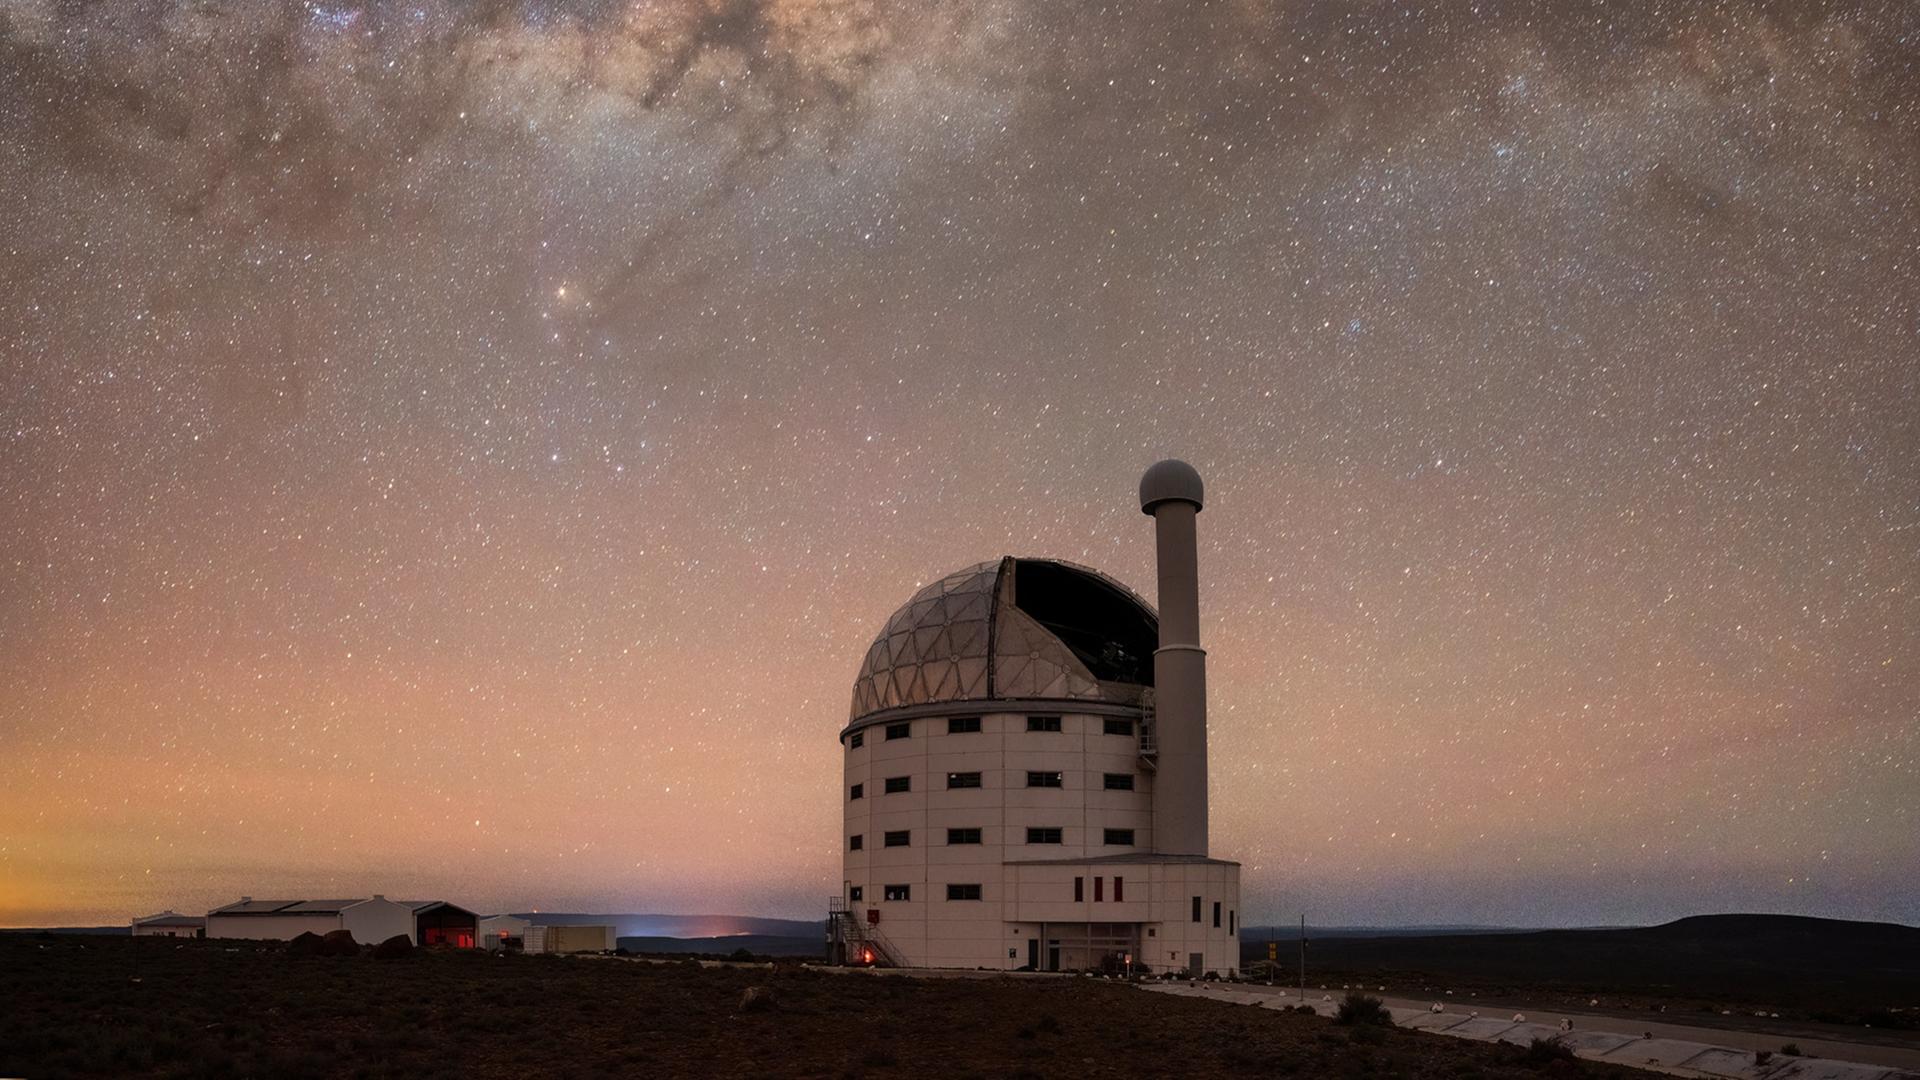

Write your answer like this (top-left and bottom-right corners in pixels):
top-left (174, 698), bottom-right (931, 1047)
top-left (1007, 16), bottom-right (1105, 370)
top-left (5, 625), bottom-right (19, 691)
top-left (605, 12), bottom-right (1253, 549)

top-left (132, 911), bottom-right (205, 938)
top-left (204, 896), bottom-right (417, 945)
top-left (478, 914), bottom-right (531, 951)
top-left (832, 461), bottom-right (1243, 977)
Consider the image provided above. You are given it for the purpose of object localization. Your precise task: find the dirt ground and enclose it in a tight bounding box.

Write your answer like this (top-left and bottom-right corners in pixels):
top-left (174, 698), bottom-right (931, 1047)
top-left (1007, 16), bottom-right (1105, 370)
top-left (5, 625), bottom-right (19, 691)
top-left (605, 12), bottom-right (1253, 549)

top-left (0, 934), bottom-right (1661, 1079)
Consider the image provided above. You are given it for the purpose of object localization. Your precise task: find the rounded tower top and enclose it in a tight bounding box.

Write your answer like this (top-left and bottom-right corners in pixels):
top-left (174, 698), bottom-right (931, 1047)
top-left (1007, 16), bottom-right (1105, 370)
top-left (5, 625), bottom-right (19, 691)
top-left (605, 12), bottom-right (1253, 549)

top-left (1139, 459), bottom-right (1204, 514)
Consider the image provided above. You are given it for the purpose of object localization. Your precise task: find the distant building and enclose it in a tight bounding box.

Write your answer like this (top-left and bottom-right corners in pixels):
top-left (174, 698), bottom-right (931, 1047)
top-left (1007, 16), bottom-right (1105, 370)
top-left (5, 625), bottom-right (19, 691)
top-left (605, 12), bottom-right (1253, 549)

top-left (525, 924), bottom-right (615, 954)
top-left (403, 900), bottom-right (478, 948)
top-left (831, 462), bottom-right (1241, 977)
top-left (131, 911), bottom-right (205, 938)
top-left (205, 896), bottom-right (416, 945)
top-left (477, 914), bottom-right (531, 951)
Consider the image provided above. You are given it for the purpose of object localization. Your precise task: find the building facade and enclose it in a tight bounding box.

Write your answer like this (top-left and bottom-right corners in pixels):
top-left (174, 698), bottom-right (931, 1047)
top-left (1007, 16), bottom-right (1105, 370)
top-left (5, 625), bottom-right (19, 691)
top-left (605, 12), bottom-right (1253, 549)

top-left (833, 462), bottom-right (1242, 976)
top-left (204, 896), bottom-right (418, 945)
top-left (131, 911), bottom-right (205, 937)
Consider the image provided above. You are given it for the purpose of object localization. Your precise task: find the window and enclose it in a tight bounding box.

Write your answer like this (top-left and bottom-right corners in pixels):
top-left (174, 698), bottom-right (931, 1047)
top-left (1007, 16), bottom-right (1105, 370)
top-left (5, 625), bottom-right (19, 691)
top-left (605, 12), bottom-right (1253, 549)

top-left (884, 830), bottom-right (910, 848)
top-left (1192, 896), bottom-right (1202, 923)
top-left (947, 716), bottom-right (981, 734)
top-left (849, 834), bottom-right (863, 851)
top-left (1213, 901), bottom-right (1222, 928)
top-left (1026, 771), bottom-right (1063, 788)
top-left (850, 731), bottom-right (864, 748)
top-left (1103, 828), bottom-right (1135, 846)
top-left (1094, 876), bottom-right (1104, 902)
top-left (1229, 910), bottom-right (1236, 935)
top-left (946, 827), bottom-right (982, 845)
top-left (850, 783), bottom-right (863, 800)
top-left (1027, 715), bottom-right (1062, 732)
top-left (947, 771), bottom-right (982, 789)
top-left (883, 884), bottom-right (910, 902)
top-left (1103, 717), bottom-right (1134, 736)
top-left (1114, 876), bottom-right (1124, 902)
top-left (1027, 827), bottom-right (1063, 844)
top-left (1073, 876), bottom-right (1084, 902)
top-left (849, 886), bottom-right (862, 902)
top-left (946, 884), bottom-right (982, 901)
top-left (885, 721), bottom-right (911, 740)
top-left (884, 776), bottom-right (910, 794)
top-left (1103, 773), bottom-right (1134, 791)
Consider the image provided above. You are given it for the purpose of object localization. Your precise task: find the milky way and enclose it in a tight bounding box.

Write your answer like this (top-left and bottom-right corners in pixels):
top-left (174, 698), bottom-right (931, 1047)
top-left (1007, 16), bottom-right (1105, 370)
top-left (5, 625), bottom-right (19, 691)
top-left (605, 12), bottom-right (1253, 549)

top-left (2, 0), bottom-right (1915, 928)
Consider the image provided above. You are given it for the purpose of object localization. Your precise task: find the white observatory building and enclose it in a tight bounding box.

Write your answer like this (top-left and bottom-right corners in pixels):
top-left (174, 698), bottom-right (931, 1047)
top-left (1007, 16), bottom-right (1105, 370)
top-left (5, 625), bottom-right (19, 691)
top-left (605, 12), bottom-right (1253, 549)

top-left (832, 460), bottom-right (1241, 976)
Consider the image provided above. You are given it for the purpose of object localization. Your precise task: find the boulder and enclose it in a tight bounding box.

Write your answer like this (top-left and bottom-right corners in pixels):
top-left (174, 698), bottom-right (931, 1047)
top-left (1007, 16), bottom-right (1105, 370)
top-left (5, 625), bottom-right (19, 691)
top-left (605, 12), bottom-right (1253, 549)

top-left (320, 930), bottom-right (360, 957)
top-left (738, 986), bottom-right (777, 1013)
top-left (373, 934), bottom-right (414, 960)
top-left (287, 931), bottom-right (326, 957)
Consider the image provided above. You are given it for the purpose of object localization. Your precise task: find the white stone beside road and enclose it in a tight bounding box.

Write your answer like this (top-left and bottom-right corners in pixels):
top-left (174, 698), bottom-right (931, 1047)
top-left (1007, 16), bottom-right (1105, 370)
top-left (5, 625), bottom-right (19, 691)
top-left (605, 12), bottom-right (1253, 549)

top-left (1138, 981), bottom-right (1920, 1080)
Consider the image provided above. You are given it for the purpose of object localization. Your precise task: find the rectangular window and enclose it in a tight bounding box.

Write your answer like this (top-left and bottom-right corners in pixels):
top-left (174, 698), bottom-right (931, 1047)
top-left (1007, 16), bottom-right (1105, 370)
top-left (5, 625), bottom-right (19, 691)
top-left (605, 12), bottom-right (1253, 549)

top-left (1026, 715), bottom-right (1062, 732)
top-left (883, 884), bottom-right (910, 902)
top-left (1094, 876), bottom-right (1104, 902)
top-left (1213, 901), bottom-right (1222, 928)
top-left (850, 783), bottom-right (863, 800)
top-left (850, 731), bottom-right (864, 749)
top-left (1073, 876), bottom-right (1083, 902)
top-left (885, 721), bottom-right (911, 740)
top-left (1229, 910), bottom-right (1236, 935)
top-left (1103, 773), bottom-right (1134, 791)
top-left (946, 827), bottom-right (982, 845)
top-left (1103, 828), bottom-right (1135, 846)
top-left (849, 834), bottom-right (863, 851)
top-left (884, 776), bottom-right (910, 794)
top-left (947, 716), bottom-right (981, 734)
top-left (1027, 827), bottom-right (1063, 845)
top-left (1026, 771), bottom-right (1063, 788)
top-left (849, 886), bottom-right (862, 902)
top-left (1114, 876), bottom-right (1124, 902)
top-left (1103, 717), bottom-right (1134, 736)
top-left (883, 830), bottom-right (910, 848)
top-left (946, 771), bottom-right (982, 789)
top-left (946, 883), bottom-right (982, 901)
top-left (1192, 896), bottom-right (1202, 923)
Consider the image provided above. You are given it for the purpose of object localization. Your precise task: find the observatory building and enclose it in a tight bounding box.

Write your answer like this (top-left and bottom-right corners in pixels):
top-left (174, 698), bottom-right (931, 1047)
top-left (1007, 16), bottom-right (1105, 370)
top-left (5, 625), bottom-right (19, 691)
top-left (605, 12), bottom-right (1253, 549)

top-left (831, 461), bottom-right (1241, 976)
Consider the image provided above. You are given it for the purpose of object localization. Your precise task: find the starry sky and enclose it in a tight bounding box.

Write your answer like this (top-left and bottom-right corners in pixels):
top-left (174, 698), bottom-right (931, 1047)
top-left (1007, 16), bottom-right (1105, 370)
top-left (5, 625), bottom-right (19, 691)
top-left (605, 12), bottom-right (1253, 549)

top-left (2, 0), bottom-right (1916, 930)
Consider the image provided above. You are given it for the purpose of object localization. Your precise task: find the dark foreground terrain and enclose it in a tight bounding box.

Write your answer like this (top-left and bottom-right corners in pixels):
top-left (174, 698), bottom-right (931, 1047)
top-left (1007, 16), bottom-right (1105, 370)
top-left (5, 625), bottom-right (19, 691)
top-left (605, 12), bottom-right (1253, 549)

top-left (1244, 914), bottom-right (1920, 1040)
top-left (2, 934), bottom-right (1649, 1080)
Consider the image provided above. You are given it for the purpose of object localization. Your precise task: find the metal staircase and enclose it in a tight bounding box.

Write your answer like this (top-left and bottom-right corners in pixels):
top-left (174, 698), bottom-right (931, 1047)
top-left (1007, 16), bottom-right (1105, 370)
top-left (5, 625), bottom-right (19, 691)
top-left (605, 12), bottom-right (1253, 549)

top-left (827, 897), bottom-right (906, 967)
top-left (1137, 687), bottom-right (1158, 770)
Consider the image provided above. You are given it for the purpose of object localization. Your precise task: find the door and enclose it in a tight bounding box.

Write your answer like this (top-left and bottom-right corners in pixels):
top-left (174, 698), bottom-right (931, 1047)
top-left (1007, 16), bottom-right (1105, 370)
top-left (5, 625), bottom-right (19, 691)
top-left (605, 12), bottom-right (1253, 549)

top-left (1188, 952), bottom-right (1204, 977)
top-left (1047, 945), bottom-right (1060, 971)
top-left (1026, 938), bottom-right (1039, 970)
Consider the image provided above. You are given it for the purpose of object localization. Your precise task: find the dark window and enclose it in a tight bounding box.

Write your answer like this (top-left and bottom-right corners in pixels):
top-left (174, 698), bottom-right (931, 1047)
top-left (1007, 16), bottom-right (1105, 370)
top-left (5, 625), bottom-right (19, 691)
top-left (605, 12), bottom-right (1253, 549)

top-left (884, 830), bottom-right (910, 848)
top-left (1027, 827), bottom-right (1063, 844)
top-left (850, 783), bottom-right (863, 800)
top-left (849, 886), bottom-right (862, 902)
top-left (1103, 717), bottom-right (1134, 736)
top-left (849, 834), bottom-right (863, 851)
top-left (1094, 876), bottom-right (1104, 902)
top-left (1103, 773), bottom-right (1134, 790)
top-left (947, 771), bottom-right (982, 789)
top-left (1229, 910), bottom-right (1236, 935)
top-left (850, 731), bottom-right (864, 748)
top-left (1192, 896), bottom-right (1202, 923)
top-left (1114, 877), bottom-right (1124, 902)
top-left (1073, 876), bottom-right (1084, 902)
top-left (885, 721), bottom-right (911, 740)
top-left (884, 776), bottom-right (910, 794)
top-left (883, 884), bottom-right (910, 902)
top-left (947, 716), bottom-right (981, 734)
top-left (1026, 771), bottom-right (1063, 788)
top-left (946, 884), bottom-right (982, 901)
top-left (1213, 901), bottom-right (1222, 928)
top-left (1027, 715), bottom-right (1062, 732)
top-left (1103, 828), bottom-right (1135, 846)
top-left (947, 828), bottom-right (982, 845)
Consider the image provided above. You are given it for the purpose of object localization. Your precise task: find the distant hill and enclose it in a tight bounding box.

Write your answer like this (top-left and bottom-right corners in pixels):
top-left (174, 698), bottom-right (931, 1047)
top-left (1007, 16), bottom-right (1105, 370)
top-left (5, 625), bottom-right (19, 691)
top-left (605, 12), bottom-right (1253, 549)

top-left (1244, 924), bottom-right (1538, 940)
top-left (1243, 913), bottom-right (1920, 1018)
top-left (509, 913), bottom-right (821, 939)
top-left (0, 926), bottom-right (127, 935)
top-left (618, 934), bottom-right (821, 957)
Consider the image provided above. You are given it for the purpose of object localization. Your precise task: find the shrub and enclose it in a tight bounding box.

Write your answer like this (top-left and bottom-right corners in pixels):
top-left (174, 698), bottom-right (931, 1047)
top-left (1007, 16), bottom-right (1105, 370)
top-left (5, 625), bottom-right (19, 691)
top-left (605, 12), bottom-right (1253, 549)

top-left (728, 947), bottom-right (755, 962)
top-left (1334, 993), bottom-right (1392, 1027)
top-left (1521, 1037), bottom-right (1575, 1066)
top-left (1755, 1051), bottom-right (1773, 1065)
top-left (1781, 1043), bottom-right (1803, 1057)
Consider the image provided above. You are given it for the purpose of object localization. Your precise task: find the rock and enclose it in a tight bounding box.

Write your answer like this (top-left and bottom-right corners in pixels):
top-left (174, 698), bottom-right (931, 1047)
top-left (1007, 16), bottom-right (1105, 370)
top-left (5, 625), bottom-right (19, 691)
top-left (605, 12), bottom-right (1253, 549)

top-left (320, 930), bottom-right (359, 957)
top-left (287, 931), bottom-right (326, 956)
top-left (373, 934), bottom-right (414, 960)
top-left (738, 986), bottom-right (777, 1013)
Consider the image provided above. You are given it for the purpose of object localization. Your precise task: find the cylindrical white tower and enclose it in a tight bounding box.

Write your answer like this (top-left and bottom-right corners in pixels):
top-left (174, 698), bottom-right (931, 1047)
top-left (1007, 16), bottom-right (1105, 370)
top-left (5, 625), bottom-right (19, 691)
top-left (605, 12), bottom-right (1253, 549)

top-left (1140, 459), bottom-right (1208, 856)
